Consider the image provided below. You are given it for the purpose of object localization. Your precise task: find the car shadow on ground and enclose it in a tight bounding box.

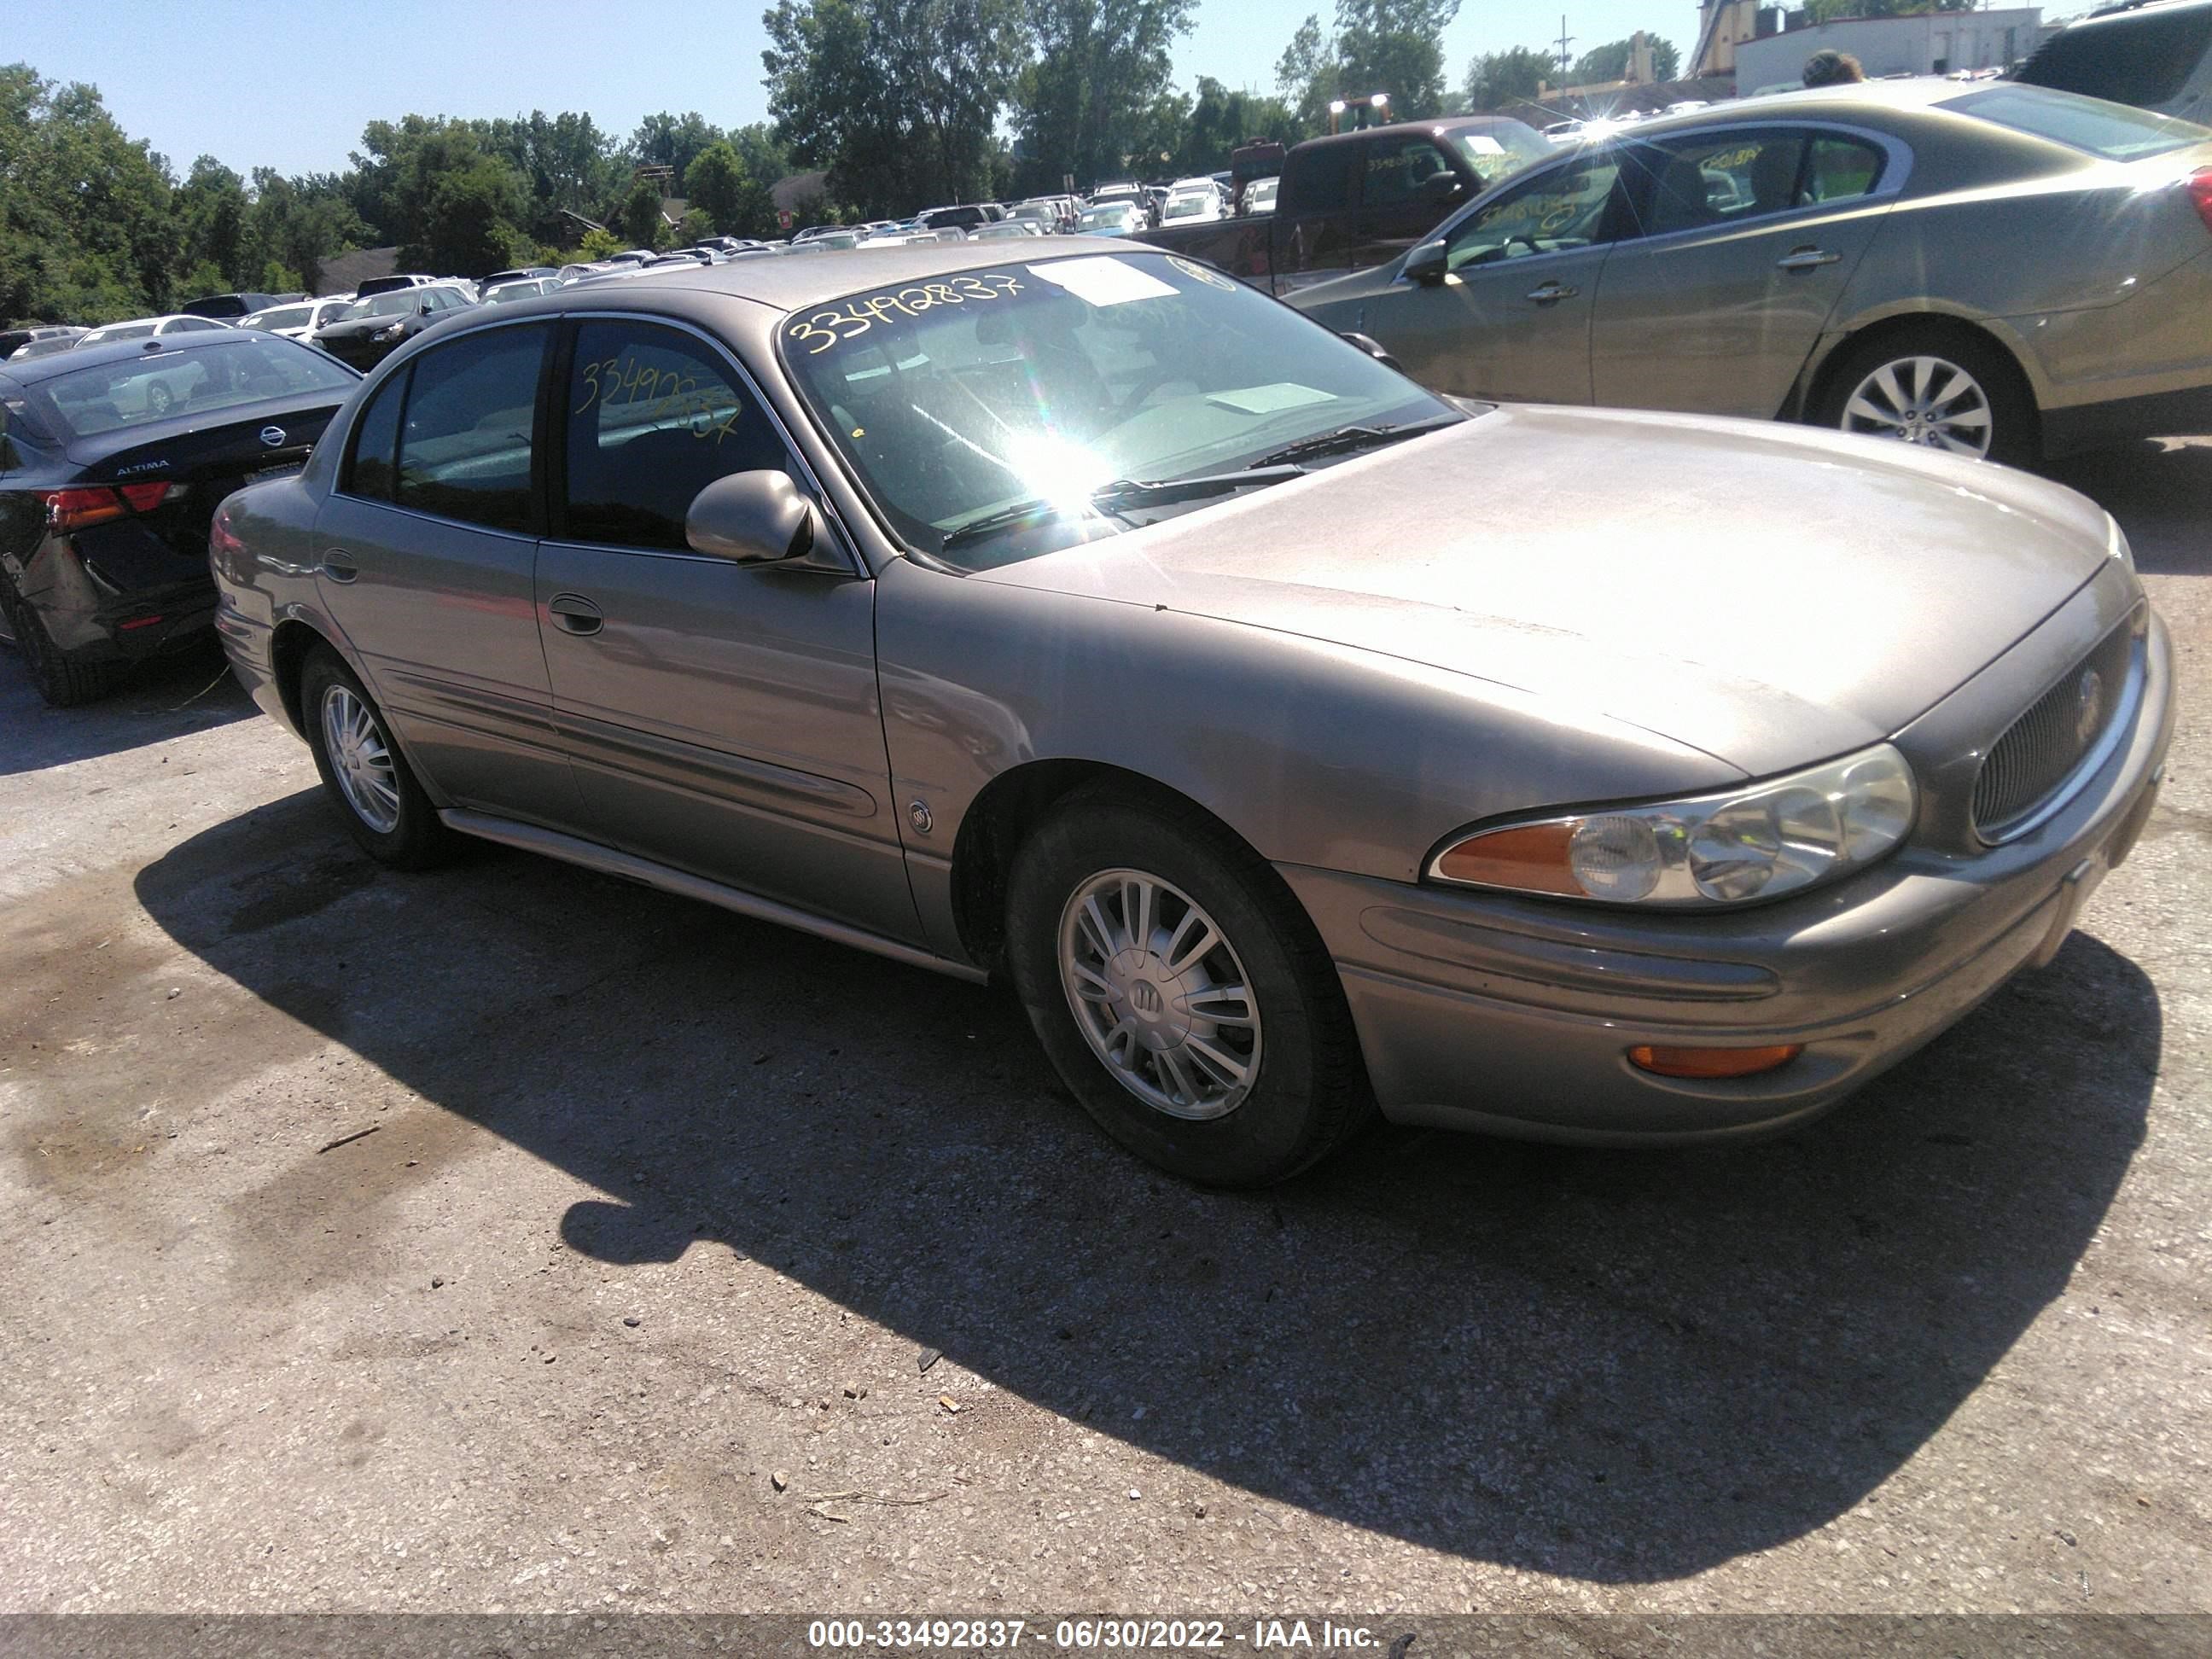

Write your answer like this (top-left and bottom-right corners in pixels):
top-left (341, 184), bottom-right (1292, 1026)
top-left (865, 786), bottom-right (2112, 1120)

top-left (2045, 438), bottom-right (2212, 576)
top-left (0, 641), bottom-right (253, 776)
top-left (132, 789), bottom-right (2160, 1583)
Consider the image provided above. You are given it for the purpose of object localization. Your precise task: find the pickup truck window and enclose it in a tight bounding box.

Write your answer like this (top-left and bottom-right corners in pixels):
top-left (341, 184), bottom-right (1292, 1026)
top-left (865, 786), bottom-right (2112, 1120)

top-left (1359, 137), bottom-right (1457, 209)
top-left (1279, 143), bottom-right (1359, 217)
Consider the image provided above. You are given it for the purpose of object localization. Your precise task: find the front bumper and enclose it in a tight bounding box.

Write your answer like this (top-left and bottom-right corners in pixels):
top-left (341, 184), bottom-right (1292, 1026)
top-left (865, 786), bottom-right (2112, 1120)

top-left (1285, 608), bottom-right (2176, 1146)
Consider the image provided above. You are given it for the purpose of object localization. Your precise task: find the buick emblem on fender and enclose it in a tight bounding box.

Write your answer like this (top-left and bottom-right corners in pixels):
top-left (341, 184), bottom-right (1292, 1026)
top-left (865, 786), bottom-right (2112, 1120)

top-left (2075, 668), bottom-right (2104, 746)
top-left (259, 426), bottom-right (287, 449)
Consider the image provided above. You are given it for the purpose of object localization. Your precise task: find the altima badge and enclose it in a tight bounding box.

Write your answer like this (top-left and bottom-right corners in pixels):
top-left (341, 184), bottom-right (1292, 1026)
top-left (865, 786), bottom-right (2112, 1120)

top-left (259, 426), bottom-right (287, 449)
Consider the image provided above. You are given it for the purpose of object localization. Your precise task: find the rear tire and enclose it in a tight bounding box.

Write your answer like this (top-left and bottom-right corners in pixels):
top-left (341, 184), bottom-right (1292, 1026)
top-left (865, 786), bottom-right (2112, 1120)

top-left (1813, 325), bottom-right (2038, 468)
top-left (1004, 786), bottom-right (1373, 1186)
top-left (0, 576), bottom-right (120, 707)
top-left (299, 644), bottom-right (453, 869)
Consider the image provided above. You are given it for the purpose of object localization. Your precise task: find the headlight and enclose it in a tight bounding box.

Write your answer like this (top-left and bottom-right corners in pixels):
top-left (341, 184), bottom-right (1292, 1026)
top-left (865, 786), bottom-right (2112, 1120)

top-left (372, 324), bottom-right (405, 342)
top-left (1429, 743), bottom-right (1917, 908)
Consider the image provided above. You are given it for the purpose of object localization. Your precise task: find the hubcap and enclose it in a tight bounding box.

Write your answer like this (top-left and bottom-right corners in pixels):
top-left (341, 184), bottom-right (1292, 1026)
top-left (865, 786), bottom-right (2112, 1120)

top-left (1057, 868), bottom-right (1261, 1121)
top-left (321, 684), bottom-right (401, 834)
top-left (1840, 355), bottom-right (1994, 457)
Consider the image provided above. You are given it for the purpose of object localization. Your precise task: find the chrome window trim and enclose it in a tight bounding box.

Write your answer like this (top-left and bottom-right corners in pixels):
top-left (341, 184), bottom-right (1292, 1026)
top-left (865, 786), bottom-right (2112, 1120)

top-left (547, 307), bottom-right (865, 578)
top-left (1612, 121), bottom-right (1916, 248)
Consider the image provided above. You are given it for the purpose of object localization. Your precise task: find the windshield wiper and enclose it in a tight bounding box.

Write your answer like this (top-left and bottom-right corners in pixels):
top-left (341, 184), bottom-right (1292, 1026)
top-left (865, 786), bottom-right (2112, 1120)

top-left (937, 466), bottom-right (1307, 552)
top-left (1243, 413), bottom-right (1462, 470)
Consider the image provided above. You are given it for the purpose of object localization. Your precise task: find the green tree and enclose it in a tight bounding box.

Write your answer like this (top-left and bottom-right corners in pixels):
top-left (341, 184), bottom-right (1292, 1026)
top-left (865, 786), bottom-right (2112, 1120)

top-left (630, 111), bottom-right (726, 183)
top-left (175, 157), bottom-right (250, 289)
top-left (1570, 35), bottom-right (1681, 84)
top-left (728, 122), bottom-right (793, 189)
top-left (1012, 0), bottom-right (1197, 191)
top-left (1336, 0), bottom-right (1459, 119)
top-left (1276, 15), bottom-right (1340, 136)
top-left (1803, 0), bottom-right (1974, 19)
top-left (1172, 77), bottom-right (1295, 174)
top-left (683, 139), bottom-right (778, 236)
top-left (620, 176), bottom-right (667, 247)
top-left (578, 225), bottom-right (626, 260)
top-left (764, 0), bottom-right (1032, 215)
top-left (1463, 44), bottom-right (1556, 110)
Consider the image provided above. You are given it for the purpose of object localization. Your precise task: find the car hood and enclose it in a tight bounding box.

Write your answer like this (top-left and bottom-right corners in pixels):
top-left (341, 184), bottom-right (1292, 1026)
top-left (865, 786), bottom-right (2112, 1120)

top-left (976, 405), bottom-right (2114, 777)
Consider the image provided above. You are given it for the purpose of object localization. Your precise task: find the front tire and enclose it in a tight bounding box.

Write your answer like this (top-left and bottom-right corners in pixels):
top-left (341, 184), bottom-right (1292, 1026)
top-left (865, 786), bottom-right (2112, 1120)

top-left (300, 645), bottom-right (452, 868)
top-left (1813, 326), bottom-right (2037, 468)
top-left (1004, 788), bottom-right (1371, 1186)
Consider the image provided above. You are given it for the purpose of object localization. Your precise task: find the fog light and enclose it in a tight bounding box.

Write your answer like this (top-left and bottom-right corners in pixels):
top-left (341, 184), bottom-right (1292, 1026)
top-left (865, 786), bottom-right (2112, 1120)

top-left (1628, 1043), bottom-right (1802, 1080)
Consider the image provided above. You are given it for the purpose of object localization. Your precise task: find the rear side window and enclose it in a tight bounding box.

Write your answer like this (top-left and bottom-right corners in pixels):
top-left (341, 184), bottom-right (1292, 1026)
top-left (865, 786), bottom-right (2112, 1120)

top-left (344, 369), bottom-right (407, 501)
top-left (393, 324), bottom-right (548, 533)
top-left (1359, 137), bottom-right (1457, 209)
top-left (2017, 9), bottom-right (2212, 109)
top-left (1949, 85), bottom-right (2209, 158)
top-left (560, 319), bottom-right (790, 550)
top-left (1803, 137), bottom-right (1887, 203)
top-left (1280, 143), bottom-right (1359, 216)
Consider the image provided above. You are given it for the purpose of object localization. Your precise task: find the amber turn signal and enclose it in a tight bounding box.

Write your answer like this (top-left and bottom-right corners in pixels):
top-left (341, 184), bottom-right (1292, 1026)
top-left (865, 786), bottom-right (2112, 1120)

top-left (1627, 1043), bottom-right (1803, 1080)
top-left (1432, 820), bottom-right (1583, 895)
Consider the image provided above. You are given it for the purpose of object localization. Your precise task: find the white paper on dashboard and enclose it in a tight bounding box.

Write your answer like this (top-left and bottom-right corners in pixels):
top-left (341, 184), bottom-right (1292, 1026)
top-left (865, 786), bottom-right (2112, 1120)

top-left (1027, 257), bottom-right (1179, 307)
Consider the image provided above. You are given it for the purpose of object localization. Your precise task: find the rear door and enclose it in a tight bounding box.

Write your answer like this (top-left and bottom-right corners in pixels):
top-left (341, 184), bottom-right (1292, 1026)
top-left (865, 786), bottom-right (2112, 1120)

top-left (533, 315), bottom-right (920, 941)
top-left (1592, 125), bottom-right (1899, 417)
top-left (1350, 148), bottom-right (1627, 403)
top-left (311, 319), bottom-right (581, 824)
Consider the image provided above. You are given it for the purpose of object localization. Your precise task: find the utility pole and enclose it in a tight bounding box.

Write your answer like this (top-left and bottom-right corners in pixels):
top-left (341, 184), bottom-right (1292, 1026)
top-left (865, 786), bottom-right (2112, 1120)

top-left (1554, 15), bottom-right (1575, 81)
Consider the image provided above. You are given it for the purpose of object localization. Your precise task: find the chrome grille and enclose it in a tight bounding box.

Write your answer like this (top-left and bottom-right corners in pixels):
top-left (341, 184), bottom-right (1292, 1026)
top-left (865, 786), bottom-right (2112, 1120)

top-left (1973, 621), bottom-right (2137, 841)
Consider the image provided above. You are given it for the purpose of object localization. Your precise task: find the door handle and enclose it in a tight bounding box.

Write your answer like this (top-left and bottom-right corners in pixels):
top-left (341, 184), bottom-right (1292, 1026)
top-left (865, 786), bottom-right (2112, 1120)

top-left (548, 592), bottom-right (603, 637)
top-left (1777, 247), bottom-right (1841, 271)
top-left (320, 550), bottom-right (358, 583)
top-left (1525, 281), bottom-right (1579, 305)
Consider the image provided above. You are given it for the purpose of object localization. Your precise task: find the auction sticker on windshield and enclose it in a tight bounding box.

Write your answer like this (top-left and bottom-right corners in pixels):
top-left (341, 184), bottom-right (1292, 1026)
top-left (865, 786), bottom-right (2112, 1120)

top-left (1028, 256), bottom-right (1179, 307)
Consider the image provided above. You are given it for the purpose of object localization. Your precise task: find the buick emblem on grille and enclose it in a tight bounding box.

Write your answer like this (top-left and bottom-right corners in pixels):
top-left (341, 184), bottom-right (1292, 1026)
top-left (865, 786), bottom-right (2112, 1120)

top-left (259, 426), bottom-right (287, 449)
top-left (2075, 668), bottom-right (2104, 746)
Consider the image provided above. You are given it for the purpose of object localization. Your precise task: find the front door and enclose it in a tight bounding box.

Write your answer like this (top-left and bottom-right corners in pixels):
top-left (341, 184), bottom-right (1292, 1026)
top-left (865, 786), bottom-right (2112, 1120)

top-left (533, 316), bottom-right (921, 944)
top-left (312, 320), bottom-right (579, 824)
top-left (1353, 149), bottom-right (1627, 403)
top-left (1592, 127), bottom-right (1895, 418)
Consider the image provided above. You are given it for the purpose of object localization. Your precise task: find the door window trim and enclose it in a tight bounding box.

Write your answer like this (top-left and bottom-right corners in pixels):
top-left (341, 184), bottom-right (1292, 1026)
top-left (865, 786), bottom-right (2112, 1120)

top-left (1612, 122), bottom-right (1914, 251)
top-left (542, 309), bottom-right (863, 576)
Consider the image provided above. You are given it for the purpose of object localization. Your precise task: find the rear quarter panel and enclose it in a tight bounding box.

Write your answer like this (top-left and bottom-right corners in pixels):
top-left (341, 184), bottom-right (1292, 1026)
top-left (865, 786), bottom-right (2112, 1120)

top-left (210, 470), bottom-right (352, 737)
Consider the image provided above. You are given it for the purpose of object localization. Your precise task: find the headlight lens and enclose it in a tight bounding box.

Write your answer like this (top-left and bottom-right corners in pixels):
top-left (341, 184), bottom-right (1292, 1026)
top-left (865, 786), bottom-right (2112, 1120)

top-left (372, 323), bottom-right (405, 342)
top-left (1431, 743), bottom-right (1916, 908)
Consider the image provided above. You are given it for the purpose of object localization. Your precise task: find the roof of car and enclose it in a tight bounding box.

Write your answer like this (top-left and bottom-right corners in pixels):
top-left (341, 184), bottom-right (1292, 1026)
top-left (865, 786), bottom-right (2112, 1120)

top-left (486, 238), bottom-right (1147, 317)
top-left (1293, 114), bottom-right (1540, 153)
top-left (0, 327), bottom-right (297, 386)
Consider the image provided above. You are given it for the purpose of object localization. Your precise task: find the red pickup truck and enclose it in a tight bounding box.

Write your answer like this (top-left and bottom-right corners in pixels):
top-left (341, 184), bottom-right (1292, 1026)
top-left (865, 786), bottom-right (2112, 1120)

top-left (1134, 115), bottom-right (1553, 295)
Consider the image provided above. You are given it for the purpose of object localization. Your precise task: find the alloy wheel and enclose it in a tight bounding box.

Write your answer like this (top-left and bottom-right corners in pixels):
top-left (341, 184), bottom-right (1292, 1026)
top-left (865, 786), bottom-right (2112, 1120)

top-left (321, 683), bottom-right (402, 834)
top-left (1839, 354), bottom-right (1994, 457)
top-left (1057, 867), bottom-right (1262, 1121)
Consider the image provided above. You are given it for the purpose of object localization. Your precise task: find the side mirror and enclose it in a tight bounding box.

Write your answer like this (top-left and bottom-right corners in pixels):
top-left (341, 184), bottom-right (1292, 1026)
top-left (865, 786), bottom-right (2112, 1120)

top-left (416, 302), bottom-right (433, 316)
top-left (686, 470), bottom-right (816, 563)
top-left (1402, 240), bottom-right (1449, 286)
top-left (1341, 331), bottom-right (1404, 374)
top-left (1421, 171), bottom-right (1466, 201)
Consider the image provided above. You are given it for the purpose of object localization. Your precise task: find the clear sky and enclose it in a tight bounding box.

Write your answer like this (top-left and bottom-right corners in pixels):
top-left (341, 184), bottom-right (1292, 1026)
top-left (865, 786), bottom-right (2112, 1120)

top-left (12, 0), bottom-right (1688, 179)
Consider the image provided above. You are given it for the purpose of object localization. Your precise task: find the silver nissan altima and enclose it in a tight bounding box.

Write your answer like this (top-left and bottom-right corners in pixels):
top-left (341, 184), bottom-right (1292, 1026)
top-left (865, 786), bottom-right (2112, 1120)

top-left (208, 242), bottom-right (2174, 1185)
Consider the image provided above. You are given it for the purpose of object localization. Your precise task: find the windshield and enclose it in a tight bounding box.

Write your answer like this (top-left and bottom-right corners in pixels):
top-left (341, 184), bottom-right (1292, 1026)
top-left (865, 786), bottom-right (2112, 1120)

top-left (1079, 206), bottom-right (1137, 229)
top-left (26, 336), bottom-right (357, 439)
top-left (1162, 195), bottom-right (1213, 219)
top-left (1449, 124), bottom-right (1554, 183)
top-left (342, 290), bottom-right (428, 321)
top-left (242, 305), bottom-right (315, 331)
top-left (1947, 85), bottom-right (2209, 160)
top-left (781, 251), bottom-right (1455, 570)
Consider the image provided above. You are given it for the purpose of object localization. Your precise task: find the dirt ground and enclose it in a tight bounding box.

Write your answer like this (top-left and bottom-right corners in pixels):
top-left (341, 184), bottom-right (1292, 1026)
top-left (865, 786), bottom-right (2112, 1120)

top-left (2, 439), bottom-right (2208, 1616)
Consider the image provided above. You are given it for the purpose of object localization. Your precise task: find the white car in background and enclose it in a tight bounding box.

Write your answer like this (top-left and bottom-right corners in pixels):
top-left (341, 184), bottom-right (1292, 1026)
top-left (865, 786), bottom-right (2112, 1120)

top-left (1161, 179), bottom-right (1226, 224)
top-left (236, 296), bottom-right (355, 341)
top-left (73, 314), bottom-right (233, 349)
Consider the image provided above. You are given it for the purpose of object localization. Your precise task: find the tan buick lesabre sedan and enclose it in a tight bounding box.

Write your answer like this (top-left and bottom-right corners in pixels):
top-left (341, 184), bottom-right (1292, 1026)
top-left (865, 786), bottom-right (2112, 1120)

top-left (209, 242), bottom-right (2173, 1185)
top-left (1292, 81), bottom-right (2212, 467)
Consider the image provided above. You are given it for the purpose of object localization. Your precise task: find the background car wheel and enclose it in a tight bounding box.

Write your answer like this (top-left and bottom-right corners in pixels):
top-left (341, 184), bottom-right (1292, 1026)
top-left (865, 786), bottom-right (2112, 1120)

top-left (299, 645), bottom-right (453, 869)
top-left (0, 576), bottom-right (120, 707)
top-left (1004, 786), bottom-right (1373, 1186)
top-left (1813, 326), bottom-right (2036, 468)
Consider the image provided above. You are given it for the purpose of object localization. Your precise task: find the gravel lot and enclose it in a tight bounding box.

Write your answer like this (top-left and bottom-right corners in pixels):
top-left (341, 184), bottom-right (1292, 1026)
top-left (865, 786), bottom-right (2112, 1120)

top-left (2, 438), bottom-right (2208, 1617)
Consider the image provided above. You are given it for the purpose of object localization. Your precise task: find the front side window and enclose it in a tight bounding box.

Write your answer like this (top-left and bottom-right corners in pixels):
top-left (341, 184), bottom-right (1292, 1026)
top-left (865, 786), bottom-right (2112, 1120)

top-left (562, 320), bottom-right (791, 550)
top-left (780, 252), bottom-right (1456, 569)
top-left (1280, 143), bottom-right (1358, 216)
top-left (393, 324), bottom-right (547, 533)
top-left (1444, 154), bottom-right (1624, 270)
